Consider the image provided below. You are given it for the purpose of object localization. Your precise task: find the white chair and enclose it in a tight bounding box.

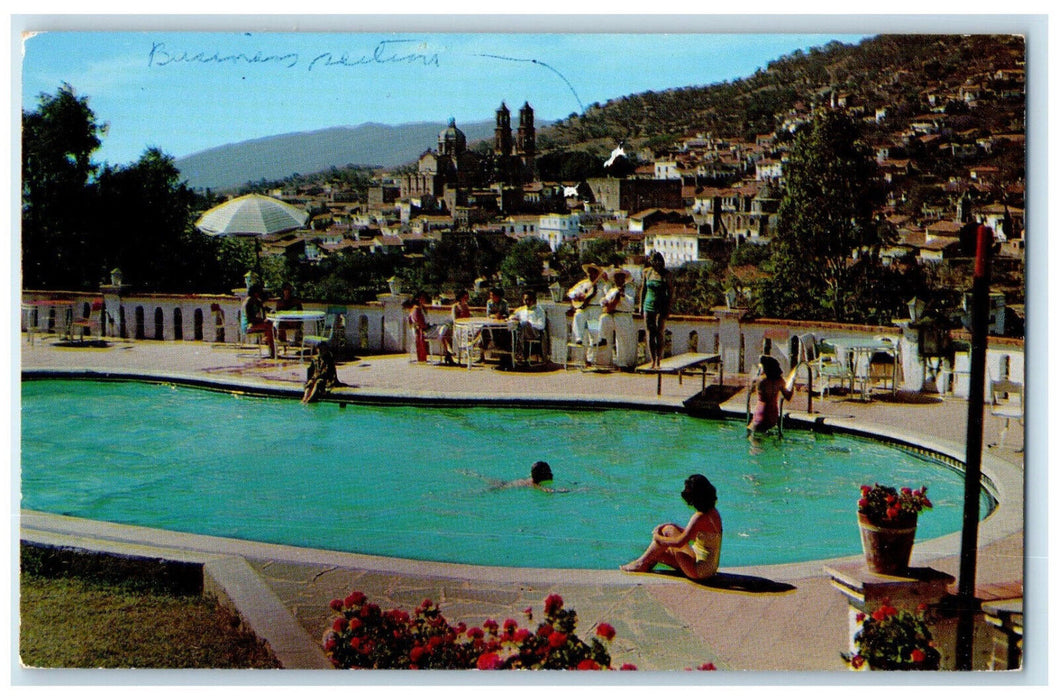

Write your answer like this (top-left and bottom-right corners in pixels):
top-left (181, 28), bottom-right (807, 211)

top-left (989, 379), bottom-right (1024, 451)
top-left (815, 340), bottom-right (852, 398)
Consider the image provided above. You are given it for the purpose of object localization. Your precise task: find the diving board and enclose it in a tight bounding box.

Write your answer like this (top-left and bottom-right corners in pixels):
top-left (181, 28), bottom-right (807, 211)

top-left (636, 352), bottom-right (723, 396)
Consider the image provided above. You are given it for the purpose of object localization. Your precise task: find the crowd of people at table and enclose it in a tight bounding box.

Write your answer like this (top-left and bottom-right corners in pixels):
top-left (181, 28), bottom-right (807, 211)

top-left (403, 262), bottom-right (652, 371)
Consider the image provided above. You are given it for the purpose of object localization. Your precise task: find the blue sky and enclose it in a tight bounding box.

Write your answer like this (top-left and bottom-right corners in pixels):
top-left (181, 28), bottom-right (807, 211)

top-left (20, 30), bottom-right (871, 166)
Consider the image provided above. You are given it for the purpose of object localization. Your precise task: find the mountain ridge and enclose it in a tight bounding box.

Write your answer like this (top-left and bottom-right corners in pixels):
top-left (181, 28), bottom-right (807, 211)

top-left (174, 119), bottom-right (497, 191)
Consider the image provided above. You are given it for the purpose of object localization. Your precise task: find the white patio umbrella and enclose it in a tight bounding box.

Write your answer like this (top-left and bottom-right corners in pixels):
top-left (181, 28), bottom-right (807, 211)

top-left (195, 193), bottom-right (308, 238)
top-left (195, 194), bottom-right (309, 276)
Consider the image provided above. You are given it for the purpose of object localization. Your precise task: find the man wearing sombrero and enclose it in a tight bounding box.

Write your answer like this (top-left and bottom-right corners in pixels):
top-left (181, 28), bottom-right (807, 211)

top-left (566, 262), bottom-right (604, 350)
top-left (596, 268), bottom-right (637, 368)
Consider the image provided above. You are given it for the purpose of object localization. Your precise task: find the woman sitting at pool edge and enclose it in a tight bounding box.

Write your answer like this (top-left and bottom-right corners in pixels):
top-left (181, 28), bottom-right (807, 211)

top-left (620, 474), bottom-right (722, 581)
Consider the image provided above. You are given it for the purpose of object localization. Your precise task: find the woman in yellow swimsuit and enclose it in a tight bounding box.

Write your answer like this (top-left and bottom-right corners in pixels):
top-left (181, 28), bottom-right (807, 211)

top-left (620, 474), bottom-right (722, 581)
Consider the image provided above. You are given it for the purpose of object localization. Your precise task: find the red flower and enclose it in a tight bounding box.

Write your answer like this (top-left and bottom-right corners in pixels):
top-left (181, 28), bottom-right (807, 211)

top-left (467, 626), bottom-right (485, 639)
top-left (886, 506), bottom-right (899, 519)
top-left (901, 487), bottom-right (913, 495)
top-left (345, 591), bottom-right (367, 607)
top-left (513, 628), bottom-right (532, 643)
top-left (858, 498), bottom-right (869, 508)
top-left (544, 593), bottom-right (564, 616)
top-left (538, 623), bottom-right (554, 638)
top-left (324, 636), bottom-right (337, 652)
top-left (348, 618), bottom-right (363, 633)
top-left (483, 619), bottom-right (499, 634)
top-left (855, 613), bottom-right (866, 623)
top-left (329, 598), bottom-right (344, 612)
top-left (861, 485), bottom-right (871, 496)
top-left (503, 618), bottom-right (518, 633)
top-left (620, 663), bottom-right (638, 671)
top-left (696, 662), bottom-right (717, 670)
top-left (872, 608), bottom-right (889, 622)
top-left (476, 652), bottom-right (503, 670)
top-left (410, 646), bottom-right (426, 663)
top-left (849, 654), bottom-right (865, 669)
top-left (548, 631), bottom-right (567, 648)
top-left (332, 617), bottom-right (348, 632)
top-left (595, 622), bottom-right (616, 641)
top-left (911, 648), bottom-right (926, 663)
top-left (577, 659), bottom-right (601, 670)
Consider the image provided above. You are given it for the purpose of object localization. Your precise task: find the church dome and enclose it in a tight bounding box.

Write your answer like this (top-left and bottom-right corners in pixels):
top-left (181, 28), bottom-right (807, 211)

top-left (438, 118), bottom-right (466, 155)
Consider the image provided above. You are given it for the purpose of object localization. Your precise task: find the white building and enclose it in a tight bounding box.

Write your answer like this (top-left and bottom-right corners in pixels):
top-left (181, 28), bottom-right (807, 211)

top-left (537, 213), bottom-right (582, 252)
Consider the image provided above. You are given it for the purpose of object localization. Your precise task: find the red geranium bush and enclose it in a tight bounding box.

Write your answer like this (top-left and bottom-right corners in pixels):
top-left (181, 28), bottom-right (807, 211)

top-left (323, 591), bottom-right (622, 670)
top-left (841, 601), bottom-right (941, 671)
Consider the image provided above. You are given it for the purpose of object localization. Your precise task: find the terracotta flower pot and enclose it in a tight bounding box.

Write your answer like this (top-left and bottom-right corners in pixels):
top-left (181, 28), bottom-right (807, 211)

top-left (858, 513), bottom-right (917, 575)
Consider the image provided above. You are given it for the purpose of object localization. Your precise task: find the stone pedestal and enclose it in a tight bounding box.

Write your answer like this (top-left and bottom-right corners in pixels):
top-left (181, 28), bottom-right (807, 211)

top-left (377, 293), bottom-right (409, 353)
top-left (541, 301), bottom-right (569, 364)
top-left (100, 284), bottom-right (128, 338)
top-left (712, 306), bottom-right (749, 377)
top-left (827, 563), bottom-right (994, 670)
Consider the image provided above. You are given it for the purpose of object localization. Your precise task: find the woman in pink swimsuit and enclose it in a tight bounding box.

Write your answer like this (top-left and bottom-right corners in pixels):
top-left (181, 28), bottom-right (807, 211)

top-left (747, 355), bottom-right (794, 434)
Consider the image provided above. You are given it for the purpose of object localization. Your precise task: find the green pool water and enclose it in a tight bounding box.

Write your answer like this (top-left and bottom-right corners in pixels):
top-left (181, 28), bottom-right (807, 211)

top-left (20, 379), bottom-right (993, 570)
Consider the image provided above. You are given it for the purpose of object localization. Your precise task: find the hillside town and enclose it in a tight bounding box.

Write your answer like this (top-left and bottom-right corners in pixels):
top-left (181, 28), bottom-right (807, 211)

top-left (250, 49), bottom-right (1025, 332)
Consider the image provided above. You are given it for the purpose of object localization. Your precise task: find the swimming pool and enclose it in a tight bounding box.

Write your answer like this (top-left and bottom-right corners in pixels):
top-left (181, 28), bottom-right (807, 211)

top-left (20, 379), bottom-right (994, 570)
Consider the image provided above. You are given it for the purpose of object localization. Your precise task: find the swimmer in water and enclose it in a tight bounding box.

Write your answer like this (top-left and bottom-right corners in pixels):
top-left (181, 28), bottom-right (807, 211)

top-left (493, 461), bottom-right (569, 493)
top-left (458, 461), bottom-right (570, 493)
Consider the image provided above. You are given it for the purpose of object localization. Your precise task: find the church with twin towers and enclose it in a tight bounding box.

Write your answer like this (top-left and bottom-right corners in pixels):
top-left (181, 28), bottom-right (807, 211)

top-left (399, 101), bottom-right (537, 215)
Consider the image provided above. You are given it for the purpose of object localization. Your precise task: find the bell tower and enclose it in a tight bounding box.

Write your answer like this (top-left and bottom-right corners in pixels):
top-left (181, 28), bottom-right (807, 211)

top-left (516, 102), bottom-right (536, 159)
top-left (494, 102), bottom-right (513, 156)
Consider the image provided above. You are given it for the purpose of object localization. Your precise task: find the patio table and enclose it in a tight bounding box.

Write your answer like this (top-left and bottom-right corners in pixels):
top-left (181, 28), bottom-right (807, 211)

top-left (267, 310), bottom-right (325, 358)
top-left (823, 336), bottom-right (899, 400)
top-left (453, 317), bottom-right (512, 369)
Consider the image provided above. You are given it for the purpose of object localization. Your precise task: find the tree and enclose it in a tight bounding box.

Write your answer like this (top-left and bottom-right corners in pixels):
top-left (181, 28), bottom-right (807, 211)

top-left (499, 238), bottom-right (551, 292)
top-left (762, 110), bottom-right (892, 322)
top-left (94, 148), bottom-right (215, 292)
top-left (22, 84), bottom-right (104, 289)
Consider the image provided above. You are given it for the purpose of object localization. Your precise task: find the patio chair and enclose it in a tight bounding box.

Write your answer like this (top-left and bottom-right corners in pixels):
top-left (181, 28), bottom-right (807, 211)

top-left (304, 306), bottom-right (345, 352)
top-left (815, 341), bottom-right (853, 398)
top-left (988, 379), bottom-right (1024, 451)
top-left (408, 324), bottom-right (447, 364)
top-left (21, 303), bottom-right (42, 345)
top-left (520, 319), bottom-right (549, 367)
top-left (238, 308), bottom-right (272, 358)
top-left (70, 300), bottom-right (104, 342)
top-left (867, 349), bottom-right (897, 393)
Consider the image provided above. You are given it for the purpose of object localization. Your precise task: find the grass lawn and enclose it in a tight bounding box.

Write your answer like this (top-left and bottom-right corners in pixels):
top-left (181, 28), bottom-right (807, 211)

top-left (19, 570), bottom-right (281, 669)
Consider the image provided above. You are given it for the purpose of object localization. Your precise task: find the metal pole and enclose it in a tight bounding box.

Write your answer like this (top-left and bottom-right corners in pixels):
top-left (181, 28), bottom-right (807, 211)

top-left (955, 223), bottom-right (992, 670)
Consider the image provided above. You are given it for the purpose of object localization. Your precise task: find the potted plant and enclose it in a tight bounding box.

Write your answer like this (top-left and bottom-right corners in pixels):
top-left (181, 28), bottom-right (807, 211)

top-left (843, 602), bottom-right (942, 670)
top-left (857, 484), bottom-right (932, 574)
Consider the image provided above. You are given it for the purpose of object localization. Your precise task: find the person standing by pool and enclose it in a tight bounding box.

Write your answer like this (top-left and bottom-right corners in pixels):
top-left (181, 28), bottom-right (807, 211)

top-left (620, 474), bottom-right (722, 581)
top-left (639, 252), bottom-right (672, 369)
top-left (596, 269), bottom-right (635, 368)
top-left (408, 291), bottom-right (452, 364)
top-left (567, 263), bottom-right (604, 346)
top-left (747, 355), bottom-right (796, 435)
top-left (442, 289), bottom-right (471, 365)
